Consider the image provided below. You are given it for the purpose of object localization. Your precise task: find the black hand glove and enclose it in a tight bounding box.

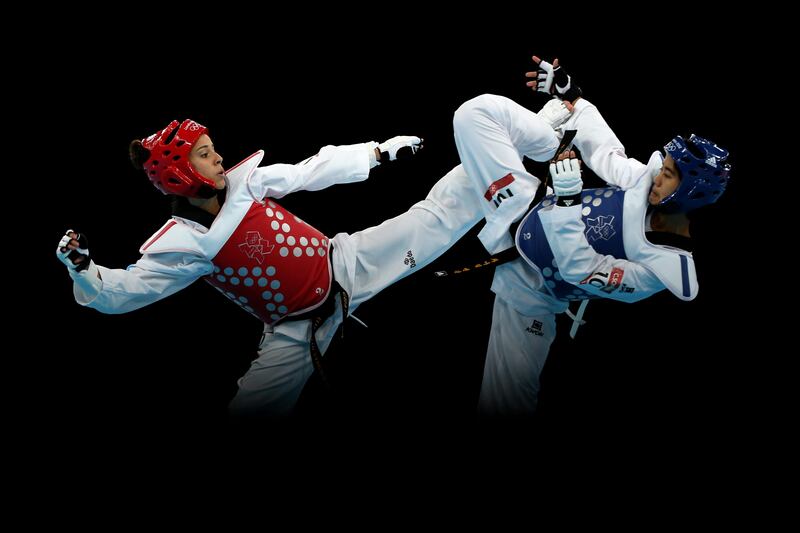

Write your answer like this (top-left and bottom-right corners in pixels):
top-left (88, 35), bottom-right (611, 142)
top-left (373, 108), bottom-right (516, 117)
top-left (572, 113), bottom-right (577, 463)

top-left (56, 229), bottom-right (91, 272)
top-left (552, 64), bottom-right (582, 102)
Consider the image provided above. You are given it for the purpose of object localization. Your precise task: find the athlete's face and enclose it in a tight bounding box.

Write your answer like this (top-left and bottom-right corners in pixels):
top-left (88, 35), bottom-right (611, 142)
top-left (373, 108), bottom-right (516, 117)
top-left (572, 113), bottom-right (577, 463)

top-left (649, 154), bottom-right (681, 205)
top-left (189, 134), bottom-right (226, 189)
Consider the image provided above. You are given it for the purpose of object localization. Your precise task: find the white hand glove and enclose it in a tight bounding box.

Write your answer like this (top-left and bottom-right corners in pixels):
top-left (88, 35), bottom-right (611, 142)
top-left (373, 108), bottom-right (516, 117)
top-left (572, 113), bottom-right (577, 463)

top-left (531, 57), bottom-right (582, 102)
top-left (378, 135), bottom-right (422, 163)
top-left (538, 98), bottom-right (572, 129)
top-left (535, 59), bottom-right (555, 95)
top-left (549, 158), bottom-right (583, 197)
top-left (57, 229), bottom-right (90, 271)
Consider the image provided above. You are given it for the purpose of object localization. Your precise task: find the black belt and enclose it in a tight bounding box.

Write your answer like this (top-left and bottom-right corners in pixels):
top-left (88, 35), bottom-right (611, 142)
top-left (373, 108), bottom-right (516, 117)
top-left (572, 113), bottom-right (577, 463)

top-left (284, 244), bottom-right (348, 387)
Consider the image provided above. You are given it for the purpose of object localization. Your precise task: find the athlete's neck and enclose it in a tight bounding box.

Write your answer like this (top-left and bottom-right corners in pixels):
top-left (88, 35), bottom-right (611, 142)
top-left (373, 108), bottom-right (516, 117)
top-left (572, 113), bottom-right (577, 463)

top-left (188, 194), bottom-right (221, 216)
top-left (651, 211), bottom-right (691, 238)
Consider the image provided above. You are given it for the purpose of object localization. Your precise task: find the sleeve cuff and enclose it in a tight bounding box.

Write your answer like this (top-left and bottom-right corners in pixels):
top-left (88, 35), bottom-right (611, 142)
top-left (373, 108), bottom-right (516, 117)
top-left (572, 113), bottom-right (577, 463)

top-left (367, 141), bottom-right (380, 168)
top-left (70, 260), bottom-right (102, 305)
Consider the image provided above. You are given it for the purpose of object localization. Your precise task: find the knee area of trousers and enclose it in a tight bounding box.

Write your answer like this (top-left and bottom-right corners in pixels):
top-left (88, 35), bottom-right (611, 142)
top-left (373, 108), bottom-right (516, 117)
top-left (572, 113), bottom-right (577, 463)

top-left (453, 94), bottom-right (498, 129)
top-left (410, 200), bottom-right (451, 227)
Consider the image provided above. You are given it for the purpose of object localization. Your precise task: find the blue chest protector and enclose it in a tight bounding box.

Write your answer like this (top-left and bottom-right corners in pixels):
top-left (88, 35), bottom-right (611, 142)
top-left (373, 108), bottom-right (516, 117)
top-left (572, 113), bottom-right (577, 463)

top-left (516, 187), bottom-right (626, 302)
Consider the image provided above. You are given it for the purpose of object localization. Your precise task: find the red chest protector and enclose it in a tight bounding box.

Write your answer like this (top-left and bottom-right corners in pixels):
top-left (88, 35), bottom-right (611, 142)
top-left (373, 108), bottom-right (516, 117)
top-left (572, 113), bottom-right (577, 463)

top-left (205, 199), bottom-right (331, 324)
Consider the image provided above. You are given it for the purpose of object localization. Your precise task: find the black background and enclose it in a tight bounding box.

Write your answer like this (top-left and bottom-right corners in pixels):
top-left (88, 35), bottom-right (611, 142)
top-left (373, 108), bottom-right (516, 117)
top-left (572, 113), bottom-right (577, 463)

top-left (28, 25), bottom-right (761, 456)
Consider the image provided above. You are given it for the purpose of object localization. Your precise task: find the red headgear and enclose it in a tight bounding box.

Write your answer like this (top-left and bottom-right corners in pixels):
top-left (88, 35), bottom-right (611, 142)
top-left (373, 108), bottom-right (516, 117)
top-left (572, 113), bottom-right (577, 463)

top-left (142, 119), bottom-right (215, 197)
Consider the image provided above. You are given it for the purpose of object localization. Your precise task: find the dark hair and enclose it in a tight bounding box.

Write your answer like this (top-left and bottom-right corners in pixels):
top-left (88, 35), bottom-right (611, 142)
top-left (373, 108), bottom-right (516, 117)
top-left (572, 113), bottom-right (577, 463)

top-left (129, 140), bottom-right (151, 170)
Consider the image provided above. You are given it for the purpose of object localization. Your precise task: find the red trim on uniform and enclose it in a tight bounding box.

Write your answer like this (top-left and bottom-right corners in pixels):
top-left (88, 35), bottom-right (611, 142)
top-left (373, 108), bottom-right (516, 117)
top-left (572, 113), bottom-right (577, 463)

top-left (484, 173), bottom-right (515, 201)
top-left (226, 151), bottom-right (262, 173)
top-left (141, 220), bottom-right (177, 251)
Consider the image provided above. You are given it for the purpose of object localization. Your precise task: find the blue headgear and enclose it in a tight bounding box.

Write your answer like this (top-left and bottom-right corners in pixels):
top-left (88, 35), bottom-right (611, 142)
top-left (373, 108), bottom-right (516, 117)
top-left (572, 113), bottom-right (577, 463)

top-left (660, 134), bottom-right (731, 213)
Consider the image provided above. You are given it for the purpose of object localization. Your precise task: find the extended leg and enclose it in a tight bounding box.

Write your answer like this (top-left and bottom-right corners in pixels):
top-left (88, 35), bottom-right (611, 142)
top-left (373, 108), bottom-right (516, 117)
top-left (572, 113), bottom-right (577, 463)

top-left (332, 164), bottom-right (483, 308)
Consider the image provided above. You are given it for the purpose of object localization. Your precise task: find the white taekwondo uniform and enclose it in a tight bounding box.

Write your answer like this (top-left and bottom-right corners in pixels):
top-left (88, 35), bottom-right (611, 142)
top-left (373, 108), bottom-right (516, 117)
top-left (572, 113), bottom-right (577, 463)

top-left (70, 142), bottom-right (482, 416)
top-left (453, 94), bottom-right (697, 416)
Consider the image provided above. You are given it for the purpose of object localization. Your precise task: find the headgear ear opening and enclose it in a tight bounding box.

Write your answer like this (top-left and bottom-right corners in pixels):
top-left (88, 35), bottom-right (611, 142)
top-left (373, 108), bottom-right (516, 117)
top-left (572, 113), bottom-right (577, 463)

top-left (659, 134), bottom-right (731, 213)
top-left (141, 119), bottom-right (214, 197)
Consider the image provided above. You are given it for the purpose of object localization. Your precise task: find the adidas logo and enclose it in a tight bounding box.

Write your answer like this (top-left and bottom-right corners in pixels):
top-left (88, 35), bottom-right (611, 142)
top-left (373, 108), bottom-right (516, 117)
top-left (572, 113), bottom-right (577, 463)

top-left (403, 250), bottom-right (417, 269)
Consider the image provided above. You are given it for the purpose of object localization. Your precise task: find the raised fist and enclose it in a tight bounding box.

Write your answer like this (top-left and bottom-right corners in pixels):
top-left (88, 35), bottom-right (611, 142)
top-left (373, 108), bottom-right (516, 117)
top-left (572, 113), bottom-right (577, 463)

top-left (550, 153), bottom-right (583, 198)
top-left (57, 229), bottom-right (91, 272)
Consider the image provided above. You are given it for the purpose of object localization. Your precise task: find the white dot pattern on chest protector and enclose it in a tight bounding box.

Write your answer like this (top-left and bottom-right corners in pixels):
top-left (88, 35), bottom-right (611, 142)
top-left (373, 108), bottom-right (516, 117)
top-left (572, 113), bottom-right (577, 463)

top-left (212, 286), bottom-right (260, 319)
top-left (540, 260), bottom-right (592, 300)
top-left (206, 198), bottom-right (331, 325)
top-left (519, 186), bottom-right (627, 304)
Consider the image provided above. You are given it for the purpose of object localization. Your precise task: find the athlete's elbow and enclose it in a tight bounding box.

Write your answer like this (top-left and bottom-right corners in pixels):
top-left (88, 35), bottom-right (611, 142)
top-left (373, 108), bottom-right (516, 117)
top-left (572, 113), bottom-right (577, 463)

top-left (562, 271), bottom-right (588, 285)
top-left (558, 261), bottom-right (594, 285)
